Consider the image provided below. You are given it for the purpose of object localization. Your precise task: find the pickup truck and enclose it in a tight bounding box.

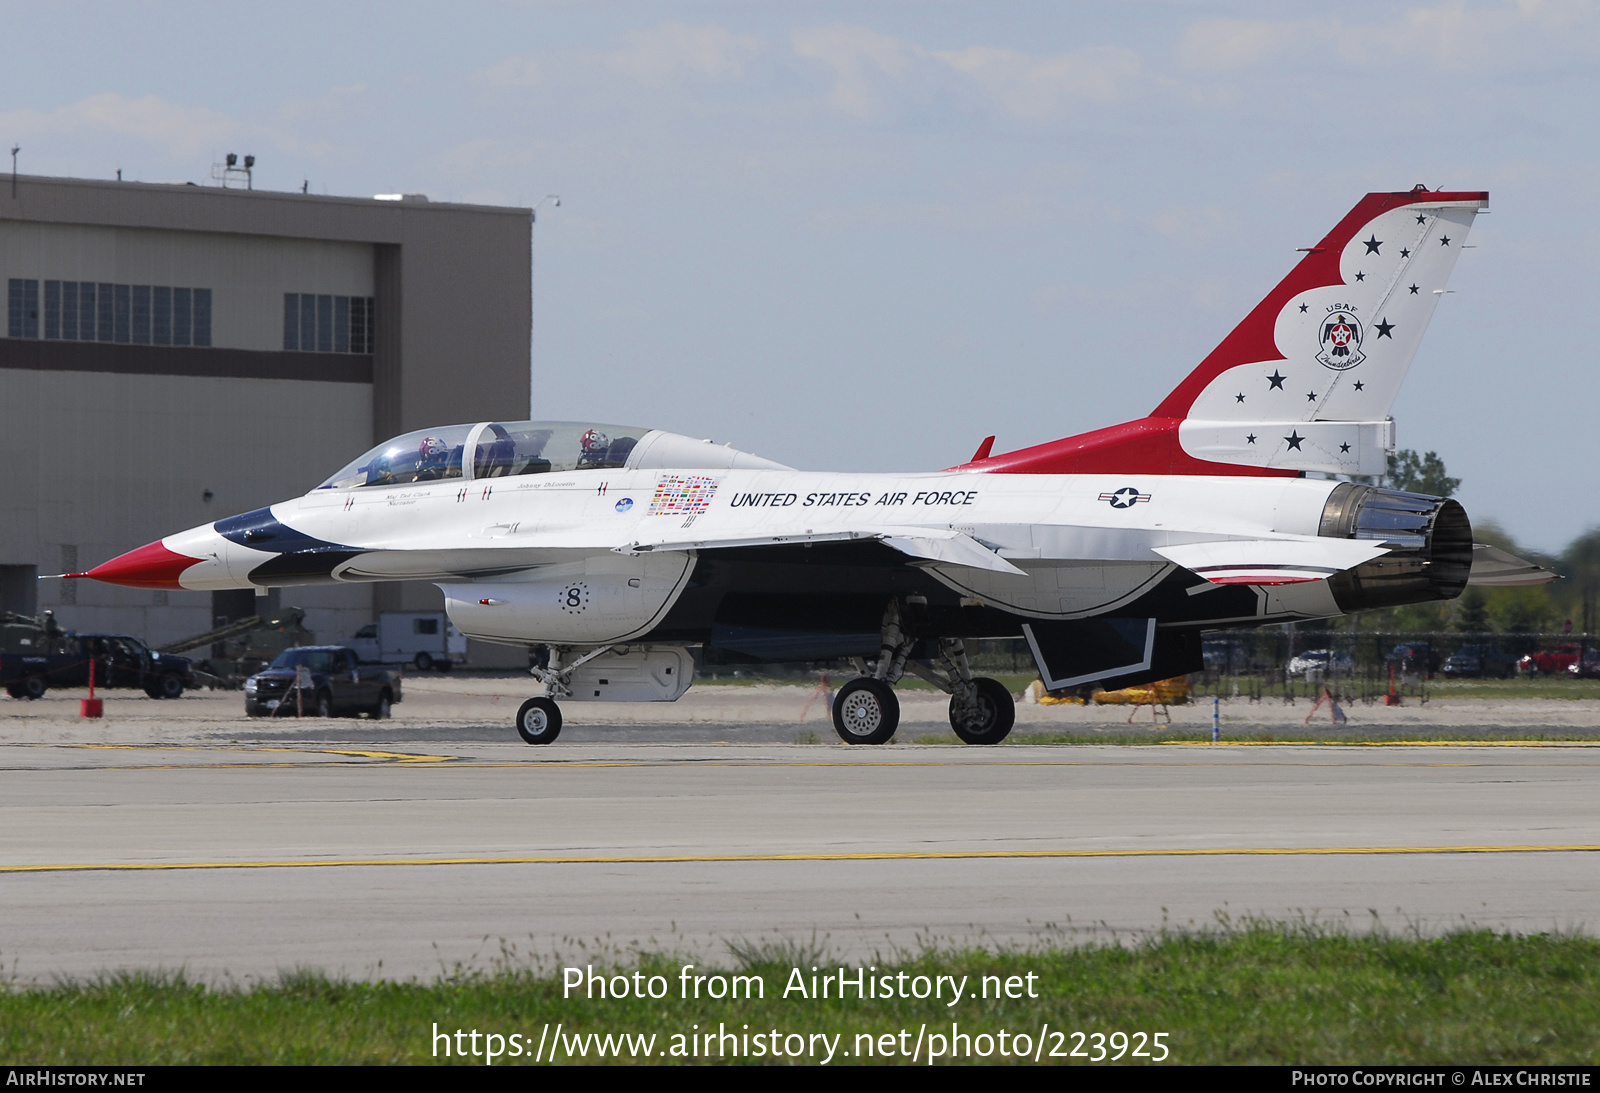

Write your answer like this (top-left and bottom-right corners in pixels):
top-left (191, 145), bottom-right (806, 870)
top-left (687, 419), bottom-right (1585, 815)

top-left (2, 632), bottom-right (195, 700)
top-left (243, 646), bottom-right (402, 718)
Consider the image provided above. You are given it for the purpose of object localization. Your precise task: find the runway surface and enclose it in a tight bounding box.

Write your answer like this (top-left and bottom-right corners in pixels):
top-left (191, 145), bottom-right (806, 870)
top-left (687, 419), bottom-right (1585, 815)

top-left (1, 731), bottom-right (1598, 982)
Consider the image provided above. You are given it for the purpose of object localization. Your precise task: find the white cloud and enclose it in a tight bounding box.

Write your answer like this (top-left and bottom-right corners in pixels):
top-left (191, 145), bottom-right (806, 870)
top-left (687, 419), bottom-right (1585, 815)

top-left (934, 44), bottom-right (1139, 117)
top-left (0, 94), bottom-right (237, 158)
top-left (1146, 205), bottom-right (1233, 247)
top-left (1179, 1), bottom-right (1600, 73)
top-left (480, 56), bottom-right (545, 89)
top-left (793, 24), bottom-right (1139, 121)
top-left (606, 22), bottom-right (763, 87)
top-left (1178, 19), bottom-right (1306, 72)
top-left (791, 24), bottom-right (914, 119)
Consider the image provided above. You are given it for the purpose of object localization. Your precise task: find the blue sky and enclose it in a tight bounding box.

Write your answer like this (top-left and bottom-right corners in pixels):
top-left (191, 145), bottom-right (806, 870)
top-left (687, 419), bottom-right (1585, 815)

top-left (4, 0), bottom-right (1597, 549)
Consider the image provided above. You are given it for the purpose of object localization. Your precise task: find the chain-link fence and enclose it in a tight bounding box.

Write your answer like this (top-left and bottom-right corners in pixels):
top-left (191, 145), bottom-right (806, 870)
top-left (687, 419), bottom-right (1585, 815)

top-left (694, 630), bottom-right (1596, 703)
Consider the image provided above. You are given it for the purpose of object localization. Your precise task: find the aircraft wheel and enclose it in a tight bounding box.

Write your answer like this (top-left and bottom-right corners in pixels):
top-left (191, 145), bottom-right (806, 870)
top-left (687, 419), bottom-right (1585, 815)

top-left (516, 697), bottom-right (562, 745)
top-left (832, 678), bottom-right (898, 745)
top-left (518, 697), bottom-right (563, 748)
top-left (414, 652), bottom-right (434, 672)
top-left (950, 677), bottom-right (1015, 745)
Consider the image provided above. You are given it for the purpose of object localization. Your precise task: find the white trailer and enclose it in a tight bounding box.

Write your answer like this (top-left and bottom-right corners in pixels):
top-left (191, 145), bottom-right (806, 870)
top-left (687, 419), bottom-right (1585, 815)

top-left (350, 612), bottom-right (467, 671)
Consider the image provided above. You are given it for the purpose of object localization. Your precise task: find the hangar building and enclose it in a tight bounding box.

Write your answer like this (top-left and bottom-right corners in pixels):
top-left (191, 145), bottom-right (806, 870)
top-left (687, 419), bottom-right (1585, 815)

top-left (0, 173), bottom-right (531, 657)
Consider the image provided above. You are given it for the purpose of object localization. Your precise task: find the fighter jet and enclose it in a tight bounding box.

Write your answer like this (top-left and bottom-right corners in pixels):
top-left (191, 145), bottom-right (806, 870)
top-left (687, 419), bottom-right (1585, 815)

top-left (74, 186), bottom-right (1550, 745)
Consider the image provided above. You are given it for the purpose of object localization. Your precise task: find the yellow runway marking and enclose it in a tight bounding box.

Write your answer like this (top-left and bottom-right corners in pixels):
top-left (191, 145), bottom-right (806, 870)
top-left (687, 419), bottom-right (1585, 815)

top-left (65, 744), bottom-right (455, 764)
top-left (4, 844), bottom-right (1599, 874)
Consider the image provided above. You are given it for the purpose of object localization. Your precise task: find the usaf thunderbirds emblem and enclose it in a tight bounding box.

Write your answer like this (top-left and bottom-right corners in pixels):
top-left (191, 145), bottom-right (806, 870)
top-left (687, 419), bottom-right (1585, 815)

top-left (1316, 307), bottom-right (1365, 370)
top-left (1099, 487), bottom-right (1151, 509)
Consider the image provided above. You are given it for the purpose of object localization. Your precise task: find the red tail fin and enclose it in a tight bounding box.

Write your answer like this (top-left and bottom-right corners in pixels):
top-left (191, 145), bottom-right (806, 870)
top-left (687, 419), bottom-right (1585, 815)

top-left (954, 188), bottom-right (1487, 476)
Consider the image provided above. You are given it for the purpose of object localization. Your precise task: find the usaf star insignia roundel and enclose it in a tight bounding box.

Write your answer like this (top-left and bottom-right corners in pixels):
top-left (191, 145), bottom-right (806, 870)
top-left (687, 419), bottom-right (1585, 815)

top-left (1099, 487), bottom-right (1152, 509)
top-left (1316, 309), bottom-right (1365, 371)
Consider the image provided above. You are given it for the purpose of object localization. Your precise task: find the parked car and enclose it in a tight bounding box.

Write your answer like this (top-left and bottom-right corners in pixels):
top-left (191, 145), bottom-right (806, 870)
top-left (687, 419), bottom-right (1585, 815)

top-left (1285, 649), bottom-right (1354, 679)
top-left (1386, 643), bottom-right (1441, 677)
top-left (1202, 638), bottom-right (1249, 673)
top-left (1568, 650), bottom-right (1600, 679)
top-left (2, 630), bottom-right (194, 700)
top-left (1519, 644), bottom-right (1583, 676)
top-left (244, 646), bottom-right (403, 718)
top-left (1442, 644), bottom-right (1515, 679)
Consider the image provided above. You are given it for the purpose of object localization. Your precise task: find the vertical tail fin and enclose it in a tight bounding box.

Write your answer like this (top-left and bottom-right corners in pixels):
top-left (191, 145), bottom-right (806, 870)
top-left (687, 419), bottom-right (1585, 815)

top-left (961, 187), bottom-right (1487, 476)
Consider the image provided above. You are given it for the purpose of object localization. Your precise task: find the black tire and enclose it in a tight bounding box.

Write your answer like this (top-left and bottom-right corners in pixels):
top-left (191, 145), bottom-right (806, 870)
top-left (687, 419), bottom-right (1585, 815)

top-left (8, 677), bottom-right (46, 700)
top-left (832, 678), bottom-right (899, 745)
top-left (369, 691), bottom-right (392, 720)
top-left (949, 677), bottom-right (1015, 745)
top-left (315, 689), bottom-right (333, 718)
top-left (157, 674), bottom-right (184, 699)
top-left (414, 652), bottom-right (434, 672)
top-left (516, 697), bottom-right (562, 745)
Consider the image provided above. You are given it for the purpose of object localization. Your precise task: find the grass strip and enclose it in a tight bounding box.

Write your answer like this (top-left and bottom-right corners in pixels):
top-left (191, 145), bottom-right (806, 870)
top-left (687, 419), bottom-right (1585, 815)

top-left (2, 927), bottom-right (1598, 1064)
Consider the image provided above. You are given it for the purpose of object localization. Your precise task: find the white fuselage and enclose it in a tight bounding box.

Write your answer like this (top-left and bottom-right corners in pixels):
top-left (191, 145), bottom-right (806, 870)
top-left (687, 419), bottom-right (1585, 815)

top-left (161, 467), bottom-right (1348, 646)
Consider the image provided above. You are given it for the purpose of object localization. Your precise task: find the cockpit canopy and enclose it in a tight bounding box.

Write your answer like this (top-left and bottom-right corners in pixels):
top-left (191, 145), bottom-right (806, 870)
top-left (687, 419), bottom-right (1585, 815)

top-left (316, 420), bottom-right (791, 491)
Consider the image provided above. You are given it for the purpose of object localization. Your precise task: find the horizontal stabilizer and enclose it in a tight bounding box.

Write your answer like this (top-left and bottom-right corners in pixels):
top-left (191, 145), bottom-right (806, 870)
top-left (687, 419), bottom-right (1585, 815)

top-left (1468, 544), bottom-right (1559, 587)
top-left (624, 528), bottom-right (1024, 575)
top-left (1153, 538), bottom-right (1390, 586)
top-left (1178, 420), bottom-right (1394, 476)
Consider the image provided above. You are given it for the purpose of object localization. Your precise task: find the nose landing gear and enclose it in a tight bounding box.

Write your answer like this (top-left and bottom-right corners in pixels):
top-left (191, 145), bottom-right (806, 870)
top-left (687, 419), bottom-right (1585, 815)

top-left (513, 644), bottom-right (615, 745)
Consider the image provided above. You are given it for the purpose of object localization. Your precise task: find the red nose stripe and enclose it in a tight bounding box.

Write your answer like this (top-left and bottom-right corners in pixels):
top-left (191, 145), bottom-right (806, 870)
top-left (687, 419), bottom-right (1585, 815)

top-left (79, 541), bottom-right (202, 590)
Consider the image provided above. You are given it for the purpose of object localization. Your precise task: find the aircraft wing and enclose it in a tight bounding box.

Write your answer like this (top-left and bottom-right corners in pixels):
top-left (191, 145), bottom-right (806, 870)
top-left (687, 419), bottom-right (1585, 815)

top-left (1152, 538), bottom-right (1390, 586)
top-left (1467, 543), bottom-right (1559, 587)
top-left (624, 527), bottom-right (1026, 575)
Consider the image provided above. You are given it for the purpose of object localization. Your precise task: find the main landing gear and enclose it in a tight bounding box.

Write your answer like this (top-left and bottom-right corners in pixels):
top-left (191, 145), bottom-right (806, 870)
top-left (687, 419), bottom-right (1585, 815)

top-left (830, 599), bottom-right (1015, 746)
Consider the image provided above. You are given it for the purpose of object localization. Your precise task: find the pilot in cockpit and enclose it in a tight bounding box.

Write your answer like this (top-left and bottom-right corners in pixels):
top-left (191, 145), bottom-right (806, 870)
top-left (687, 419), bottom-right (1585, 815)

top-left (576, 429), bottom-right (610, 469)
top-left (412, 435), bottom-right (457, 481)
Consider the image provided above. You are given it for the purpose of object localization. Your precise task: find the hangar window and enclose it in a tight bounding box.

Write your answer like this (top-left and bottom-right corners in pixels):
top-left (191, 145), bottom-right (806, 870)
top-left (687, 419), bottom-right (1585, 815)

top-left (9, 280), bottom-right (212, 346)
top-left (96, 284), bottom-right (113, 341)
top-left (283, 293), bottom-right (375, 354)
top-left (113, 284), bottom-right (131, 342)
top-left (7, 279), bottom-right (39, 339)
top-left (173, 287), bottom-right (192, 346)
top-left (131, 285), bottom-right (152, 345)
top-left (153, 287), bottom-right (172, 345)
top-left (43, 280), bottom-right (60, 339)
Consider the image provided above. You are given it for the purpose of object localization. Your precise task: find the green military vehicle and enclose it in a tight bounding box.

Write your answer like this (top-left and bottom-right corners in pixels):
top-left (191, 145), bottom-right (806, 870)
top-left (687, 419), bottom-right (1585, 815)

top-left (159, 608), bottom-right (317, 690)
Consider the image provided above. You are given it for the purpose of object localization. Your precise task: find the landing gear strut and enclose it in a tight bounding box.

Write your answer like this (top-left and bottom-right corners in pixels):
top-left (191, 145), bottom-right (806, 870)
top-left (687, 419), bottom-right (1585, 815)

top-left (514, 645), bottom-right (615, 745)
top-left (829, 599), bottom-right (1015, 745)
